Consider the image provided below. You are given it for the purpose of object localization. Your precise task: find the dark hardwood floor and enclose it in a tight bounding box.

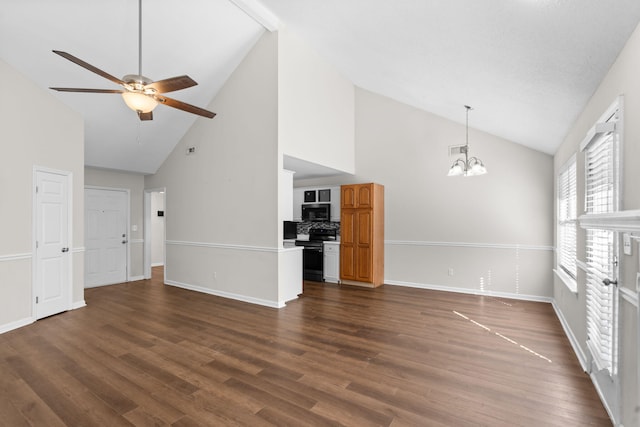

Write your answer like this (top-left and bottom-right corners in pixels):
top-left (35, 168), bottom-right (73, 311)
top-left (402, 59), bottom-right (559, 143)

top-left (0, 267), bottom-right (610, 426)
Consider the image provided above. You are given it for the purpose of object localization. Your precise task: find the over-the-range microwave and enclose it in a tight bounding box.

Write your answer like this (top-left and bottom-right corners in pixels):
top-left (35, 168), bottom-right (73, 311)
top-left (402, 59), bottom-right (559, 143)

top-left (302, 203), bottom-right (330, 222)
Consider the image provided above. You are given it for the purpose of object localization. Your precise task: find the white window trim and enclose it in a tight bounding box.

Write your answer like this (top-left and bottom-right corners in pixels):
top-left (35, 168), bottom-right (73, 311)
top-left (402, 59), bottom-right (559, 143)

top-left (580, 95), bottom-right (624, 211)
top-left (554, 268), bottom-right (577, 293)
top-left (580, 95), bottom-right (622, 378)
top-left (556, 154), bottom-right (577, 293)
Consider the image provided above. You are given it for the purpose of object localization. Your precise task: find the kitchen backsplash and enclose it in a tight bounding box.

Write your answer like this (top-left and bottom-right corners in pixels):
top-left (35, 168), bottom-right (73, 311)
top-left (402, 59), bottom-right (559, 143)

top-left (297, 221), bottom-right (340, 235)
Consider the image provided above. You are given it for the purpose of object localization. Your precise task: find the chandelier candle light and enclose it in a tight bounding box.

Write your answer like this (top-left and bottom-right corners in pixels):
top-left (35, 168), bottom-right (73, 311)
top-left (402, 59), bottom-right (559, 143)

top-left (447, 105), bottom-right (487, 177)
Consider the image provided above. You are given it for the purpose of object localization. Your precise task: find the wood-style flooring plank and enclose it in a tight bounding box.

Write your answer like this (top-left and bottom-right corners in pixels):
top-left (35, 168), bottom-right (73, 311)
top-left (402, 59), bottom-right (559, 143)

top-left (0, 268), bottom-right (611, 426)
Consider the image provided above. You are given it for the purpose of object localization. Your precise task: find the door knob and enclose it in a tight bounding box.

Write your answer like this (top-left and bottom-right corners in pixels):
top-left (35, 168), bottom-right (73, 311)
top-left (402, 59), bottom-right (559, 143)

top-left (61, 247), bottom-right (69, 253)
top-left (602, 278), bottom-right (617, 287)
top-left (122, 240), bottom-right (128, 244)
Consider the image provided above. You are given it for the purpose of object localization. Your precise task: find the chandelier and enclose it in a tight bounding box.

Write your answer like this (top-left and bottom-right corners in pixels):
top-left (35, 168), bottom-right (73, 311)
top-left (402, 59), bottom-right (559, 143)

top-left (447, 105), bottom-right (487, 177)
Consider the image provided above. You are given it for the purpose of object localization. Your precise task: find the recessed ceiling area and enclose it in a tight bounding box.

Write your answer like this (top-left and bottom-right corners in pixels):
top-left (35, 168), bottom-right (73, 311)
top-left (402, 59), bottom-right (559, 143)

top-left (284, 155), bottom-right (348, 180)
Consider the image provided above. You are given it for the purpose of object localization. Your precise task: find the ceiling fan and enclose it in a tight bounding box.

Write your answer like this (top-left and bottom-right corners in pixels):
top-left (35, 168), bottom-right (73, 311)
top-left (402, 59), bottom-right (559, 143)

top-left (49, 0), bottom-right (215, 121)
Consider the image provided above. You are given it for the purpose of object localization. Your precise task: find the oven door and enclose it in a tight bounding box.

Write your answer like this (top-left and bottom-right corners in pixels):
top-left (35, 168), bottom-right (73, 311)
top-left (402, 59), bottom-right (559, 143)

top-left (302, 245), bottom-right (324, 281)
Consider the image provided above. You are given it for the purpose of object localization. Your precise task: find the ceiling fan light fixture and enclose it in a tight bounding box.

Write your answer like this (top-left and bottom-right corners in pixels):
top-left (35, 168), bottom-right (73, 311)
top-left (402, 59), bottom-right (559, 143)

top-left (122, 91), bottom-right (158, 113)
top-left (49, 0), bottom-right (216, 121)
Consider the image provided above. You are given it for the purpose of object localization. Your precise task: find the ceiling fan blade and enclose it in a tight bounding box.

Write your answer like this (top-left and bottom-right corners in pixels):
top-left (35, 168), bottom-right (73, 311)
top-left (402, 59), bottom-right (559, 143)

top-left (50, 87), bottom-right (124, 93)
top-left (138, 111), bottom-right (153, 121)
top-left (156, 95), bottom-right (216, 119)
top-left (146, 75), bottom-right (197, 93)
top-left (52, 50), bottom-right (125, 87)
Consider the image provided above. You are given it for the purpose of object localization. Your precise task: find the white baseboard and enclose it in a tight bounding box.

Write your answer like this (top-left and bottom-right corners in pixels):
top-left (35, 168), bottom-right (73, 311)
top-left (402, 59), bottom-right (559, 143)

top-left (129, 275), bottom-right (145, 282)
top-left (151, 263), bottom-right (164, 267)
top-left (384, 279), bottom-right (553, 303)
top-left (589, 370), bottom-right (618, 426)
top-left (2, 303), bottom-right (85, 335)
top-left (165, 279), bottom-right (285, 309)
top-left (551, 300), bottom-right (588, 372)
top-left (0, 317), bottom-right (34, 334)
top-left (71, 300), bottom-right (86, 310)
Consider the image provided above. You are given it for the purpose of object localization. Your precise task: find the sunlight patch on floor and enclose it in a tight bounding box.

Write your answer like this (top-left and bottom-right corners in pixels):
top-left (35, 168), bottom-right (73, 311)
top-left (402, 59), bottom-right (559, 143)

top-left (452, 310), bottom-right (552, 363)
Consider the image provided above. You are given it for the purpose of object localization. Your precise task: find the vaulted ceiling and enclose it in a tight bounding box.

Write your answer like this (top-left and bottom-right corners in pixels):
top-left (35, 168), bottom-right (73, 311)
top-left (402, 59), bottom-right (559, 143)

top-left (2, 0), bottom-right (640, 174)
top-left (1, 0), bottom-right (265, 174)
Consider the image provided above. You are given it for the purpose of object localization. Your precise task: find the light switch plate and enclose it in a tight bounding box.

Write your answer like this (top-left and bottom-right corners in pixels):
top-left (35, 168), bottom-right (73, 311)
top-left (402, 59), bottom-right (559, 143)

top-left (623, 233), bottom-right (631, 255)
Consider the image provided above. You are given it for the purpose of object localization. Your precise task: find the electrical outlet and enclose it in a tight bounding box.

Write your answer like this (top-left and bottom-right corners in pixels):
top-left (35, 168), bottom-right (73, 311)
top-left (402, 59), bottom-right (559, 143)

top-left (186, 146), bottom-right (196, 155)
top-left (448, 268), bottom-right (454, 276)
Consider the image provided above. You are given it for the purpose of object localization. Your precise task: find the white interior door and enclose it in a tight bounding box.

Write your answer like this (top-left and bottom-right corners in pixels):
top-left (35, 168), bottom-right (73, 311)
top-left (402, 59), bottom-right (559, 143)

top-left (85, 188), bottom-right (128, 287)
top-left (35, 170), bottom-right (71, 319)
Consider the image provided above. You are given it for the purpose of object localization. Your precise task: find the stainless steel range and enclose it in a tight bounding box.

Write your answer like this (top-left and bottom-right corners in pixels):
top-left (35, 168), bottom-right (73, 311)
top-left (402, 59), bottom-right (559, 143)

top-left (295, 228), bottom-right (337, 281)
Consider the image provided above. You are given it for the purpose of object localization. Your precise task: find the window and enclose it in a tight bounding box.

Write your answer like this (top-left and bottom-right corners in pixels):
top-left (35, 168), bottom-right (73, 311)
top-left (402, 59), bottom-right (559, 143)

top-left (581, 101), bottom-right (620, 376)
top-left (557, 157), bottom-right (577, 282)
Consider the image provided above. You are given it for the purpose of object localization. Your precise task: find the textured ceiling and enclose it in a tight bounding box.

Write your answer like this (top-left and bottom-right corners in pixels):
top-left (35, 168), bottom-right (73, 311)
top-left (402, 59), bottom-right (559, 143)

top-left (2, 1), bottom-right (640, 175)
top-left (259, 0), bottom-right (640, 155)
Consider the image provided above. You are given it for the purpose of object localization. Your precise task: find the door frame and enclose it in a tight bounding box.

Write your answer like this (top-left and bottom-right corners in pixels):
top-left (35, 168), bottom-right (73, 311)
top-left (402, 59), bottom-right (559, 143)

top-left (32, 166), bottom-right (73, 320)
top-left (84, 185), bottom-right (130, 284)
top-left (143, 187), bottom-right (166, 281)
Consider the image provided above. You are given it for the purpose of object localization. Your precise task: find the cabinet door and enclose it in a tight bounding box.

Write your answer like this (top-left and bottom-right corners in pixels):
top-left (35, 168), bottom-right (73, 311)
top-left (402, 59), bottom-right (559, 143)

top-left (341, 185), bottom-right (356, 209)
top-left (342, 183), bottom-right (374, 209)
top-left (323, 244), bottom-right (340, 282)
top-left (355, 209), bottom-right (372, 281)
top-left (356, 184), bottom-right (373, 209)
top-left (340, 210), bottom-right (356, 280)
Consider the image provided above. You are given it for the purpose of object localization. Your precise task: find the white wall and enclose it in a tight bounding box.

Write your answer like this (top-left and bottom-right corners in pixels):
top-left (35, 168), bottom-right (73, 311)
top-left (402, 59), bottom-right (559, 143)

top-left (278, 27), bottom-right (355, 175)
top-left (0, 59), bottom-right (84, 332)
top-left (150, 191), bottom-right (165, 266)
top-left (84, 167), bottom-right (145, 279)
top-left (300, 87), bottom-right (554, 299)
top-left (554, 22), bottom-right (640, 427)
top-left (145, 31), bottom-right (282, 306)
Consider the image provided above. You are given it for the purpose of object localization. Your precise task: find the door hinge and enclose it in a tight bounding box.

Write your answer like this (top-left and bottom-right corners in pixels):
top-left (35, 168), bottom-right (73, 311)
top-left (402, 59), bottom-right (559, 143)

top-left (35, 185), bottom-right (39, 193)
top-left (36, 296), bottom-right (39, 304)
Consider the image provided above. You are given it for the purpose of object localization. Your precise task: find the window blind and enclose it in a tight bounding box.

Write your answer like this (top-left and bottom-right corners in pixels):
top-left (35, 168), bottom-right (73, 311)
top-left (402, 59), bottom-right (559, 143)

top-left (585, 132), bottom-right (616, 214)
top-left (585, 228), bottom-right (617, 374)
top-left (558, 160), bottom-right (577, 279)
top-left (583, 118), bottom-right (619, 376)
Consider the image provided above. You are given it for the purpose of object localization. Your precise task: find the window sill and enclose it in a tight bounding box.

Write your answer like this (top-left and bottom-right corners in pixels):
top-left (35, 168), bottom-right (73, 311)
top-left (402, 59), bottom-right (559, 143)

top-left (554, 268), bottom-right (578, 294)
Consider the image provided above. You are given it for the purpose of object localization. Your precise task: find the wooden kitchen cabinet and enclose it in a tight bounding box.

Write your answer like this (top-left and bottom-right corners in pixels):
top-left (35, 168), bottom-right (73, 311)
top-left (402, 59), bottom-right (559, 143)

top-left (340, 183), bottom-right (384, 287)
top-left (341, 183), bottom-right (373, 209)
